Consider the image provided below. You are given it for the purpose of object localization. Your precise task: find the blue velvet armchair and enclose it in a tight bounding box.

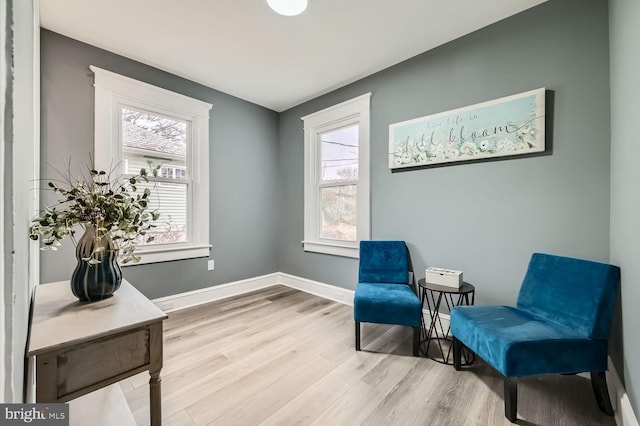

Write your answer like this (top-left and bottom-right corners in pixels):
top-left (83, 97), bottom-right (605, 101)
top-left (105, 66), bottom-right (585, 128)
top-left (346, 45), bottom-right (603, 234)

top-left (450, 253), bottom-right (620, 422)
top-left (354, 241), bottom-right (422, 356)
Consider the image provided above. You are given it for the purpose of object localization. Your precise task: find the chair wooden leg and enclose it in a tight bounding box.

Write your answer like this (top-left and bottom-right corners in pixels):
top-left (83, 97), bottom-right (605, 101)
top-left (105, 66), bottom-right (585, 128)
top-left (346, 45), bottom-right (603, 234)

top-left (453, 336), bottom-right (462, 371)
top-left (355, 321), bottom-right (361, 351)
top-left (504, 376), bottom-right (518, 423)
top-left (591, 371), bottom-right (614, 416)
top-left (412, 326), bottom-right (420, 357)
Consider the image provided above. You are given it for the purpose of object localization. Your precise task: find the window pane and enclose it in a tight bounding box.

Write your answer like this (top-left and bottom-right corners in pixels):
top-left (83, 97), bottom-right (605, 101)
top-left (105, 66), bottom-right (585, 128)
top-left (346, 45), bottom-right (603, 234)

top-left (121, 107), bottom-right (188, 246)
top-left (321, 185), bottom-right (357, 241)
top-left (121, 107), bottom-right (187, 176)
top-left (135, 180), bottom-right (188, 245)
top-left (321, 125), bottom-right (358, 182)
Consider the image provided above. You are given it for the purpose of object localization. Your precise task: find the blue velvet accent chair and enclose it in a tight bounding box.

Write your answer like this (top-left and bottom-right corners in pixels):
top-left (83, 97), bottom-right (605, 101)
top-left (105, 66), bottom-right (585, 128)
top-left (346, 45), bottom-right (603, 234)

top-left (354, 240), bottom-right (422, 356)
top-left (450, 253), bottom-right (620, 422)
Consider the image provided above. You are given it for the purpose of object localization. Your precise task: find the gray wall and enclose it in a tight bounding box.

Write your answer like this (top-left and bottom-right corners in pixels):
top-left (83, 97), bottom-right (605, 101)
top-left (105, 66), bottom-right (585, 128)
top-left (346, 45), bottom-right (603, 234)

top-left (610, 0), bottom-right (640, 418)
top-left (40, 30), bottom-right (280, 299)
top-left (279, 0), bottom-right (611, 305)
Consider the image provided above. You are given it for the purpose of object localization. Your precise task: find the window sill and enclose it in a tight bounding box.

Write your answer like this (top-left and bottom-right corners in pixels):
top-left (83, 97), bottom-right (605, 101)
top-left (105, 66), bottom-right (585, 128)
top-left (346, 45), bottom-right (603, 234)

top-left (303, 240), bottom-right (359, 258)
top-left (122, 244), bottom-right (211, 266)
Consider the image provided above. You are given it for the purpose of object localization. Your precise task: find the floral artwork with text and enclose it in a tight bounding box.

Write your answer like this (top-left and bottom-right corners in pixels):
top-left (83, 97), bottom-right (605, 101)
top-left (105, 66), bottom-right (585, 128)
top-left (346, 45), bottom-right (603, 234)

top-left (389, 88), bottom-right (545, 169)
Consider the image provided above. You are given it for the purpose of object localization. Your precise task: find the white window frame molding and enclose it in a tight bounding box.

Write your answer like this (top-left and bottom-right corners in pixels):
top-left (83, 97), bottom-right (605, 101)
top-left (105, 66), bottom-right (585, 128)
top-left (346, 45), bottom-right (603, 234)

top-left (91, 66), bottom-right (212, 265)
top-left (301, 93), bottom-right (371, 258)
top-left (5, 0), bottom-right (40, 403)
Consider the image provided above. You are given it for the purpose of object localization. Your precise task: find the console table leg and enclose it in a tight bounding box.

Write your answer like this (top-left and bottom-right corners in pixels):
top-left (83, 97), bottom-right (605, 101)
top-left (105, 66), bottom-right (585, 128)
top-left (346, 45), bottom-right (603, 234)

top-left (149, 321), bottom-right (164, 426)
top-left (149, 370), bottom-right (162, 426)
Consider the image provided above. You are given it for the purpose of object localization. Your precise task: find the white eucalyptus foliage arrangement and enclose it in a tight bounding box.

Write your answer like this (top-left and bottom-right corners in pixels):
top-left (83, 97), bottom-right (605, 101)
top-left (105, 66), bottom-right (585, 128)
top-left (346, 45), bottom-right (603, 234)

top-left (29, 163), bottom-right (160, 264)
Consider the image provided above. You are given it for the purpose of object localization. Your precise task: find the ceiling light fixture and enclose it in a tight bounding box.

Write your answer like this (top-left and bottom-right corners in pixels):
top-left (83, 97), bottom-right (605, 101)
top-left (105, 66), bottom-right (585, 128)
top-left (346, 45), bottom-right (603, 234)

top-left (266, 0), bottom-right (308, 16)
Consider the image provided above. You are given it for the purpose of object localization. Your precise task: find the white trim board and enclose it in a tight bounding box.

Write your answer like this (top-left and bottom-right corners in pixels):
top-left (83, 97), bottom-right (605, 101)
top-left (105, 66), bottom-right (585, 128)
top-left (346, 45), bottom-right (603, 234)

top-left (9, 0), bottom-right (40, 403)
top-left (152, 272), bottom-right (355, 313)
top-left (278, 273), bottom-right (354, 306)
top-left (152, 273), bottom-right (279, 312)
top-left (608, 357), bottom-right (639, 426)
top-left (151, 272), bottom-right (638, 426)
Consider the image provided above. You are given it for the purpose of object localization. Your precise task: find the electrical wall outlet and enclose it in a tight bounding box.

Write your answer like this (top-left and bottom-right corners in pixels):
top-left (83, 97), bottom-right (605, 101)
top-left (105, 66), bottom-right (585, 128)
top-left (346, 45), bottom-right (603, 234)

top-left (207, 260), bottom-right (215, 271)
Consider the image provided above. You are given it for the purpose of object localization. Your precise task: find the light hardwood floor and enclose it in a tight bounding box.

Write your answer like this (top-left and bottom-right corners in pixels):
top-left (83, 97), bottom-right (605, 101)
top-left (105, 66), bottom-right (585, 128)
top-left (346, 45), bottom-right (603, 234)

top-left (121, 285), bottom-right (616, 426)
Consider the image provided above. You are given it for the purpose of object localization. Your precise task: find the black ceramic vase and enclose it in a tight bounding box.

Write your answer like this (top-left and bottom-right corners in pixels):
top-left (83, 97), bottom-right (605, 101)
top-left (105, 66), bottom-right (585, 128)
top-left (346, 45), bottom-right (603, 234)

top-left (71, 225), bottom-right (122, 301)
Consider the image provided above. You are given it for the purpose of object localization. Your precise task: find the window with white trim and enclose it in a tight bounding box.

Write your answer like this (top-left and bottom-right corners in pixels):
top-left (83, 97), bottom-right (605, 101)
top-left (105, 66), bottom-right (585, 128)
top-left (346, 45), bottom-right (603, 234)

top-left (302, 93), bottom-right (371, 258)
top-left (91, 66), bottom-right (212, 265)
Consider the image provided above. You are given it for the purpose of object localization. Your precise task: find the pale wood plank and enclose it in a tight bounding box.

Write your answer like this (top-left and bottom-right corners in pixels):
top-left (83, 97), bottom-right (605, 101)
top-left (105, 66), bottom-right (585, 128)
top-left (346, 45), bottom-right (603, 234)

top-left (122, 285), bottom-right (616, 426)
top-left (163, 410), bottom-right (196, 426)
top-left (310, 353), bottom-right (420, 425)
top-left (128, 294), bottom-right (346, 419)
top-left (259, 327), bottom-right (416, 425)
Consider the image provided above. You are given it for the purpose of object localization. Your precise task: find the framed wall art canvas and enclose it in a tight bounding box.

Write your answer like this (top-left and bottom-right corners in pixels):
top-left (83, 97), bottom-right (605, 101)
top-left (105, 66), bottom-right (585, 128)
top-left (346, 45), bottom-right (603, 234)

top-left (389, 88), bottom-right (545, 169)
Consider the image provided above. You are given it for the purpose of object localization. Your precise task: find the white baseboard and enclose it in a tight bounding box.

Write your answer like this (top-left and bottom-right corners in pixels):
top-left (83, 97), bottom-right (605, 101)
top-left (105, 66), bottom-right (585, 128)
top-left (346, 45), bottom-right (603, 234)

top-left (152, 273), bottom-right (279, 312)
top-left (277, 273), bottom-right (355, 306)
top-left (151, 272), bottom-right (356, 312)
top-left (608, 357), bottom-right (639, 426)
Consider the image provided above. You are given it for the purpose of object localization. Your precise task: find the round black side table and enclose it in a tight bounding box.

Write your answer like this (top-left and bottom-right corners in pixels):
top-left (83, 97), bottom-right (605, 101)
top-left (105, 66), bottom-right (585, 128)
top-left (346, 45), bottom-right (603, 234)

top-left (418, 278), bottom-right (475, 365)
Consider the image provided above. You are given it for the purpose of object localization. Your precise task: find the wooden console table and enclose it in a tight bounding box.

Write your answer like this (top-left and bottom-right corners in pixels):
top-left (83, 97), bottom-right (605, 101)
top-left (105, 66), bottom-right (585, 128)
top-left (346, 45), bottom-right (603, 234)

top-left (27, 280), bottom-right (168, 425)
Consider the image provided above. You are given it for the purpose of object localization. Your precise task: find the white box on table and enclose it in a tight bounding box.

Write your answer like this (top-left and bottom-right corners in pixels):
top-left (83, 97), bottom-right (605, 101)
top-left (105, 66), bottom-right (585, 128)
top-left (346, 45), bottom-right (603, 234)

top-left (425, 267), bottom-right (463, 289)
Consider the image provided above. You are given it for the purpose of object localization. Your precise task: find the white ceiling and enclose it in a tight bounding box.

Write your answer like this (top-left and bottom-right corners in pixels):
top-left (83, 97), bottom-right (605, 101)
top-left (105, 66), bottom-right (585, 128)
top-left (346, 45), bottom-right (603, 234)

top-left (39, 0), bottom-right (546, 112)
